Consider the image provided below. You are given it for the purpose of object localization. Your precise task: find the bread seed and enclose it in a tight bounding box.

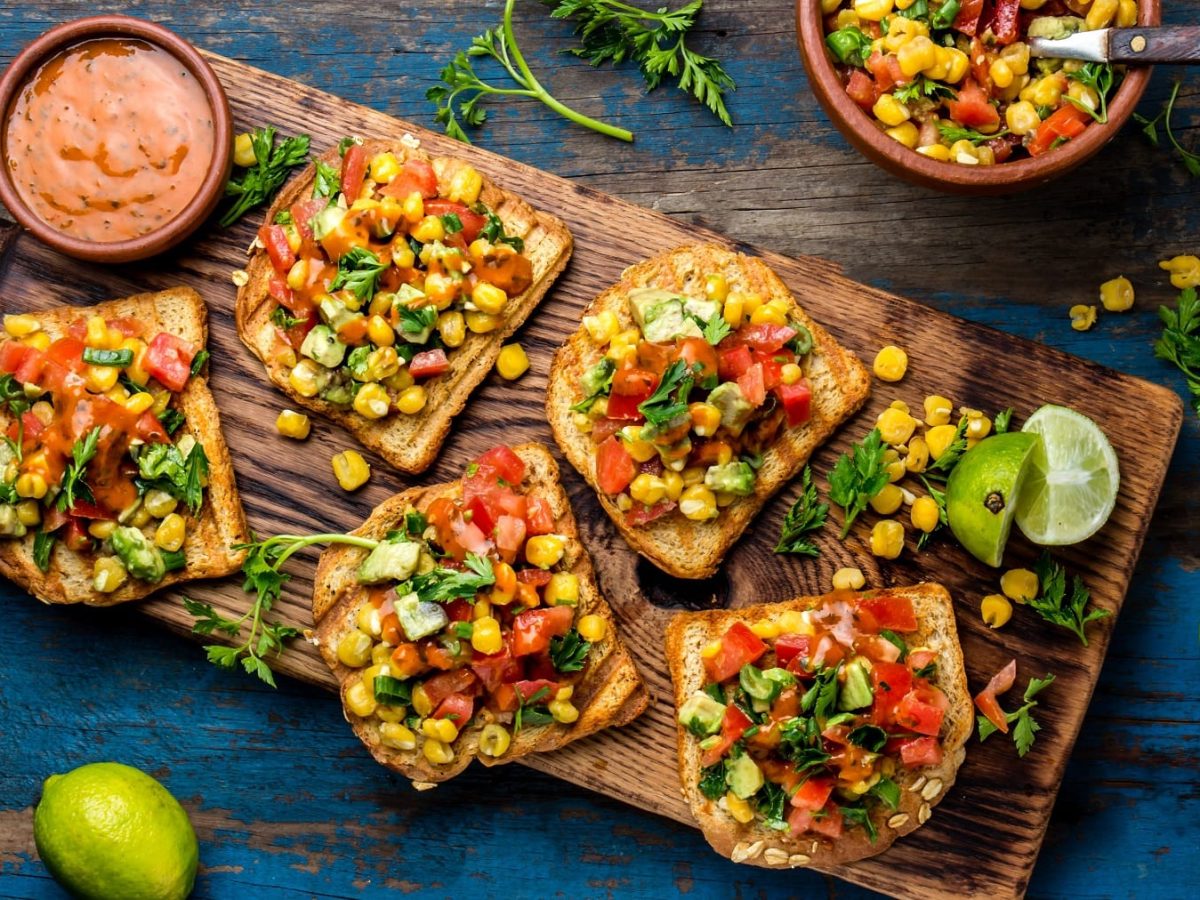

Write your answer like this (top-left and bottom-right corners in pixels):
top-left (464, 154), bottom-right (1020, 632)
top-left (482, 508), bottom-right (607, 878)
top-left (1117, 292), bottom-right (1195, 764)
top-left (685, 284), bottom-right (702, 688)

top-left (230, 269), bottom-right (249, 287)
top-left (763, 848), bottom-right (790, 866)
top-left (921, 778), bottom-right (943, 801)
top-left (745, 841), bottom-right (764, 860)
top-left (789, 854), bottom-right (812, 867)
top-left (918, 803), bottom-right (931, 824)
top-left (731, 842), bottom-right (750, 863)
top-left (887, 813), bottom-right (910, 829)
top-left (910, 775), bottom-right (927, 793)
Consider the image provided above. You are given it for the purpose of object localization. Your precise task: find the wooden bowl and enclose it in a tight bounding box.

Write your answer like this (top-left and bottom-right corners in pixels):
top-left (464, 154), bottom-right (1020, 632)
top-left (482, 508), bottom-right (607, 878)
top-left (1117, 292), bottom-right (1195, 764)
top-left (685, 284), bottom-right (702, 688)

top-left (0, 15), bottom-right (232, 262)
top-left (795, 1), bottom-right (1161, 195)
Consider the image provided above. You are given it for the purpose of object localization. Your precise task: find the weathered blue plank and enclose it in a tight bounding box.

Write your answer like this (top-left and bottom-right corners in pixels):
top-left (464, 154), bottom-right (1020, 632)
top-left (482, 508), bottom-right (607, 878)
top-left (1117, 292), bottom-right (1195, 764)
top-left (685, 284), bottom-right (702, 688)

top-left (1, 2), bottom-right (1198, 898)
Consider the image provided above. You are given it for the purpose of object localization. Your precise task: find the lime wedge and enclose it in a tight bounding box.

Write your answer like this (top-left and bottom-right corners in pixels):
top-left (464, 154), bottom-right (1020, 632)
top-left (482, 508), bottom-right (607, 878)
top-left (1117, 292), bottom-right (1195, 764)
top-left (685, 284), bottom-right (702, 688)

top-left (1015, 404), bottom-right (1120, 546)
top-left (946, 432), bottom-right (1041, 568)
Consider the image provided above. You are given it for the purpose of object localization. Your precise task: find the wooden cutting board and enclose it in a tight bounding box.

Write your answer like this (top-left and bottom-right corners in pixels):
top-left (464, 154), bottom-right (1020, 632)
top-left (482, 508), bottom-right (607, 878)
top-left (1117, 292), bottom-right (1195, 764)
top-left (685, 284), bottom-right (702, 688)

top-left (0, 52), bottom-right (1182, 900)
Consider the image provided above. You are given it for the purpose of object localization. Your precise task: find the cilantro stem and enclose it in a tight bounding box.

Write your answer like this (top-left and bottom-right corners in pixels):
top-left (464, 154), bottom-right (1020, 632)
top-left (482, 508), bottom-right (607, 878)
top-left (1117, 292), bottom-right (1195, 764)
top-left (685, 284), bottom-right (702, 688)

top-left (244, 533), bottom-right (380, 570)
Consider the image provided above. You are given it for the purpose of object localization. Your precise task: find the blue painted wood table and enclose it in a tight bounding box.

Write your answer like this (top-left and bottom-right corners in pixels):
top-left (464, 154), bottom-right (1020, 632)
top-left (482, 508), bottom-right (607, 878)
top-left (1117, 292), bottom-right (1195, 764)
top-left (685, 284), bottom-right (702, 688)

top-left (1, 2), bottom-right (1198, 897)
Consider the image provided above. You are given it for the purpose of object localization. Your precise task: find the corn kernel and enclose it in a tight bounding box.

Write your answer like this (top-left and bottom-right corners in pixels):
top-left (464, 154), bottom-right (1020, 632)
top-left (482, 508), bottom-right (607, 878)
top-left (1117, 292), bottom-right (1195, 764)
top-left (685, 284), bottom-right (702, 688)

top-left (833, 567), bottom-right (866, 591)
top-left (365, 314), bottom-right (394, 347)
top-left (1160, 255), bottom-right (1200, 290)
top-left (630, 473), bottom-right (668, 506)
top-left (86, 519), bottom-right (115, 540)
top-left (379, 722), bottom-right (417, 750)
top-left (3, 314), bottom-right (40, 338)
top-left (966, 415), bottom-right (992, 440)
top-left (465, 310), bottom-right (501, 334)
top-left (15, 500), bottom-right (41, 527)
top-left (990, 58), bottom-right (1015, 90)
top-left (1086, 0), bottom-right (1118, 30)
top-left (368, 151), bottom-right (401, 184)
top-left (1005, 100), bottom-right (1042, 137)
top-left (619, 426), bottom-right (657, 463)
top-left (687, 402), bottom-right (721, 438)
top-left (545, 572), bottom-right (580, 607)
top-left (897, 36), bottom-right (937, 78)
top-left (877, 407), bottom-right (917, 446)
top-left (332, 450), bottom-right (371, 491)
top-left (583, 310), bottom-right (620, 344)
top-left (704, 273), bottom-right (729, 303)
top-left (870, 483), bottom-right (904, 515)
top-left (526, 534), bottom-right (566, 569)
top-left (873, 345), bottom-right (908, 382)
top-left (121, 391), bottom-right (154, 415)
top-left (422, 737), bottom-right (455, 764)
top-left (15, 472), bottom-right (47, 500)
top-left (905, 435), bottom-right (930, 473)
top-left (1001, 568), bottom-right (1039, 604)
top-left (943, 47), bottom-right (970, 83)
top-left (400, 192), bottom-right (424, 225)
top-left (925, 424), bottom-right (959, 460)
top-left (496, 343), bottom-right (529, 380)
top-left (352, 383), bottom-right (390, 420)
top-left (448, 165), bottom-right (484, 205)
top-left (232, 132), bottom-right (257, 167)
top-left (873, 93), bottom-right (911, 128)
top-left (981, 594), bottom-right (1013, 629)
top-left (1116, 0), bottom-right (1137, 27)
top-left (751, 619), bottom-right (782, 640)
top-left (472, 282), bottom-right (508, 316)
top-left (749, 304), bottom-right (786, 326)
top-left (549, 699), bottom-right (579, 724)
top-left (679, 484), bottom-right (718, 521)
top-left (724, 791), bottom-right (755, 823)
top-left (722, 293), bottom-right (744, 327)
top-left (885, 122), bottom-right (920, 149)
top-left (615, 492), bottom-right (633, 511)
top-left (1070, 304), bottom-right (1098, 332)
top-left (395, 385), bottom-right (427, 415)
top-left (289, 359), bottom-right (323, 397)
top-left (411, 684), bottom-right (433, 716)
top-left (479, 722), bottom-right (512, 757)
top-left (1099, 276), bottom-right (1134, 313)
top-left (429, 311), bottom-right (463, 350)
top-left (662, 470), bottom-right (685, 502)
top-left (22, 331), bottom-right (51, 351)
top-left (701, 639), bottom-right (723, 659)
top-left (577, 613), bottom-right (607, 643)
top-left (573, 412), bottom-right (593, 433)
top-left (870, 519), bottom-right (905, 559)
top-left (468, 614), bottom-right (502, 654)
top-left (422, 716), bottom-right (459, 743)
top-left (276, 409), bottom-right (311, 440)
top-left (337, 631), bottom-right (373, 668)
top-left (917, 143), bottom-right (952, 162)
top-left (951, 139), bottom-right (980, 166)
top-left (910, 496), bottom-right (940, 533)
top-left (154, 513), bottom-right (186, 552)
top-left (85, 365), bottom-right (119, 393)
top-left (411, 215), bottom-right (445, 243)
top-left (853, 0), bottom-right (895, 22)
top-left (92, 556), bottom-right (127, 593)
top-left (922, 395), bottom-right (951, 426)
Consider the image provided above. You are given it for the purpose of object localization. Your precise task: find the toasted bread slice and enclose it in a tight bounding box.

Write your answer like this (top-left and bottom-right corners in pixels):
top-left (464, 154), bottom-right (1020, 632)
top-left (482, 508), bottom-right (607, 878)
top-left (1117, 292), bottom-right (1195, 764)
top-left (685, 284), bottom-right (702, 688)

top-left (665, 584), bottom-right (972, 869)
top-left (0, 289), bottom-right (249, 606)
top-left (546, 244), bottom-right (870, 579)
top-left (311, 442), bottom-right (649, 785)
top-left (236, 139), bottom-right (573, 474)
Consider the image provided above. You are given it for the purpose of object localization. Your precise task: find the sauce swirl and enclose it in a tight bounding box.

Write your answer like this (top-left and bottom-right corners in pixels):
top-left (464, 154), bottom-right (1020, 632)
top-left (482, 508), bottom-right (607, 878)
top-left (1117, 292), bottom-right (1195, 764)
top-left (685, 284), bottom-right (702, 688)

top-left (3, 38), bottom-right (215, 243)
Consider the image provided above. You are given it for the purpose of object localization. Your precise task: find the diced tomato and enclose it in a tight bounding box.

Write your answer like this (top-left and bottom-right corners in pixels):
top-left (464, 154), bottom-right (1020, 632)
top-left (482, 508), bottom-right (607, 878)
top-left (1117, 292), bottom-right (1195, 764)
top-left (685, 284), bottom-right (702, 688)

top-left (857, 634), bottom-right (902, 665)
top-left (494, 514), bottom-right (526, 562)
top-left (871, 661), bottom-right (913, 721)
top-left (867, 51), bottom-right (905, 94)
top-left (472, 641), bottom-right (522, 691)
top-left (423, 640), bottom-right (456, 671)
top-left (717, 344), bottom-right (753, 381)
top-left (381, 158), bottom-right (439, 200)
top-left (855, 594), bottom-right (917, 632)
top-left (450, 516), bottom-right (491, 557)
top-left (409, 348), bottom-right (450, 379)
top-left (514, 678), bottom-right (559, 705)
top-left (974, 658), bottom-right (1017, 734)
top-left (604, 391), bottom-right (645, 422)
top-left (66, 500), bottom-right (112, 521)
top-left (776, 381), bottom-right (812, 427)
top-left (590, 418), bottom-right (624, 444)
top-left (757, 356), bottom-right (783, 391)
top-left (988, 0), bottom-right (1022, 44)
top-left (340, 144), bottom-right (367, 200)
top-left (736, 362), bottom-right (766, 407)
top-left (136, 411), bottom-right (170, 444)
top-left (379, 612), bottom-right (403, 646)
top-left (595, 436), bottom-right (636, 495)
top-left (46, 337), bottom-right (86, 373)
top-left (675, 338), bottom-right (718, 381)
top-left (525, 496), bottom-right (555, 535)
top-left (475, 445), bottom-right (525, 484)
top-left (612, 367), bottom-right (657, 397)
top-left (737, 324), bottom-right (796, 354)
top-left (489, 683), bottom-right (519, 712)
top-left (268, 274), bottom-right (297, 311)
top-left (432, 691), bottom-right (476, 725)
top-left (947, 80), bottom-right (1001, 129)
top-left (144, 333), bottom-right (197, 393)
top-left (278, 309), bottom-right (316, 350)
top-left (1028, 104), bottom-right (1090, 157)
top-left (908, 649), bottom-right (938, 673)
top-left (290, 197), bottom-right (329, 240)
top-left (898, 736), bottom-right (944, 767)
top-left (516, 568), bottom-right (553, 588)
top-left (790, 776), bottom-right (835, 811)
top-left (624, 500), bottom-right (677, 527)
top-left (422, 668), bottom-right (481, 707)
top-left (423, 199), bottom-right (487, 245)
top-left (774, 633), bottom-right (812, 667)
top-left (953, 0), bottom-right (986, 34)
top-left (445, 599), bottom-right (473, 623)
top-left (0, 341), bottom-right (33, 374)
top-left (895, 686), bottom-right (948, 736)
top-left (258, 224), bottom-right (295, 274)
top-left (809, 804), bottom-right (844, 839)
top-left (699, 703), bottom-right (753, 767)
top-left (390, 643), bottom-right (429, 679)
top-left (62, 519), bottom-right (91, 552)
top-left (703, 622), bottom-right (767, 683)
top-left (846, 69), bottom-right (876, 110)
top-left (511, 606), bottom-right (574, 657)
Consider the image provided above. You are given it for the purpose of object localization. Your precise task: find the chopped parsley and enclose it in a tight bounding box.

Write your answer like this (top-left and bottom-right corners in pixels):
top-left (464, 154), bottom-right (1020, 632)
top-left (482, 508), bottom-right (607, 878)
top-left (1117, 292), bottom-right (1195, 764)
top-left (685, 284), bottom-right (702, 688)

top-left (549, 628), bottom-right (591, 673)
top-left (774, 465), bottom-right (828, 557)
top-left (329, 247), bottom-right (388, 303)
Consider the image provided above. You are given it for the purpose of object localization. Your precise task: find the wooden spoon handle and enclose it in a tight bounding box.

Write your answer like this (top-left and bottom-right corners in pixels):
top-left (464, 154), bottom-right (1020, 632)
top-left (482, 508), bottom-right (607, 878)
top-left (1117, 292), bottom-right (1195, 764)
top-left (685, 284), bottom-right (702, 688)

top-left (1109, 26), bottom-right (1200, 64)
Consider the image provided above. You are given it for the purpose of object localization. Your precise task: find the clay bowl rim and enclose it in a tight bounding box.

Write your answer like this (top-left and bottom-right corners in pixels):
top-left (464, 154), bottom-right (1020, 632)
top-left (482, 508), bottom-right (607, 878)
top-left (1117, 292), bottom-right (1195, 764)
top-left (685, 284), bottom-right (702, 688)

top-left (0, 15), bottom-right (233, 263)
top-left (794, 0), bottom-right (1162, 195)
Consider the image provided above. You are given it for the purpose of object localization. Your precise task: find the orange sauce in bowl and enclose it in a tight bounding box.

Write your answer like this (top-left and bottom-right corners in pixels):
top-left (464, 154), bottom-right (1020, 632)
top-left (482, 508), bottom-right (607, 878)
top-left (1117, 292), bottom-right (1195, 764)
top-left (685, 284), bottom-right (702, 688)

top-left (3, 38), bottom-right (215, 243)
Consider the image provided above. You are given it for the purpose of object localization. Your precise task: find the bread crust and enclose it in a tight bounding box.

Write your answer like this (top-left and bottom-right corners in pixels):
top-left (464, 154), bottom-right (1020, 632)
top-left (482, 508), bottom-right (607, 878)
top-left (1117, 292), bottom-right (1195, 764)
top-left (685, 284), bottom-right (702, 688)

top-left (236, 139), bottom-right (573, 474)
top-left (311, 442), bottom-right (649, 785)
top-left (665, 584), bottom-right (972, 869)
top-left (0, 289), bottom-right (249, 606)
top-left (546, 244), bottom-right (870, 579)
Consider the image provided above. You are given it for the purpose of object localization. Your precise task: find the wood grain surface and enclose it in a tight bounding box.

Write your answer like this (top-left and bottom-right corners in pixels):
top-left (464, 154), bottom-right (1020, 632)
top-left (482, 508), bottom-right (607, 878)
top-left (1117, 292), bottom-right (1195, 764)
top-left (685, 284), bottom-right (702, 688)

top-left (0, 48), bottom-right (1183, 900)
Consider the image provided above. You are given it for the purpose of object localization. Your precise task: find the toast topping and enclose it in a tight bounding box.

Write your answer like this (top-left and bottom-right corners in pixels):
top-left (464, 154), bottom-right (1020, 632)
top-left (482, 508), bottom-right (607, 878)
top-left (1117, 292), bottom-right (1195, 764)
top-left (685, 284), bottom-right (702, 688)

top-left (333, 445), bottom-right (605, 767)
top-left (258, 143), bottom-right (533, 421)
top-left (1, 314), bottom-right (211, 587)
top-left (570, 278), bottom-right (815, 528)
top-left (678, 592), bottom-right (954, 846)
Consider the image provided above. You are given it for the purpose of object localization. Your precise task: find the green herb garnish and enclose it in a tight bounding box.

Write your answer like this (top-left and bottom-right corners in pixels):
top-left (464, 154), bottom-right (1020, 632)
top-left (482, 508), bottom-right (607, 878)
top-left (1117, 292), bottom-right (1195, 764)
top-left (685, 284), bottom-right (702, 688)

top-left (828, 428), bottom-right (888, 538)
top-left (1030, 552), bottom-right (1111, 646)
top-left (774, 465), bottom-right (828, 557)
top-left (220, 126), bottom-right (311, 227)
top-left (937, 123), bottom-right (1009, 146)
top-left (977, 673), bottom-right (1055, 757)
top-left (550, 628), bottom-right (591, 672)
top-left (1064, 62), bottom-right (1116, 124)
top-left (1154, 287), bottom-right (1200, 418)
top-left (56, 427), bottom-right (101, 512)
top-left (312, 159), bottom-right (341, 199)
top-left (330, 247), bottom-right (388, 303)
top-left (32, 530), bottom-right (55, 573)
top-left (1135, 82), bottom-right (1200, 177)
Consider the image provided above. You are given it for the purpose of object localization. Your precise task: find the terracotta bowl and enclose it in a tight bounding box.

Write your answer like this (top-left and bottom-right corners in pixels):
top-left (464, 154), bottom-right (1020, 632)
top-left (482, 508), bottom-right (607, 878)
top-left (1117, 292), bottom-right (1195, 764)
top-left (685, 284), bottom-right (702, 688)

top-left (0, 15), bottom-right (232, 262)
top-left (795, 0), bottom-right (1161, 195)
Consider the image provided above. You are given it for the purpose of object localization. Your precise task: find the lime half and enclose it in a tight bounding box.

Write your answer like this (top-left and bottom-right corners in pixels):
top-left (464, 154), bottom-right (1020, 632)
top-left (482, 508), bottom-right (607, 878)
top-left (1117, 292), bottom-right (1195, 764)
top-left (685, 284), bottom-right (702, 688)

top-left (946, 431), bottom-right (1041, 567)
top-left (1015, 404), bottom-right (1120, 546)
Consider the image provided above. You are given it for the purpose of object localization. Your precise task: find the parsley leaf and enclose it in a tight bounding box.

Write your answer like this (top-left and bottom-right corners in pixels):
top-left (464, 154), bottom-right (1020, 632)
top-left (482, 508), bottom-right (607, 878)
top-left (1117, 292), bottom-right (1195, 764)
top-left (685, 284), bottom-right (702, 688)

top-left (698, 763), bottom-right (725, 800)
top-left (514, 683), bottom-right (554, 733)
top-left (800, 665), bottom-right (840, 721)
top-left (1029, 553), bottom-right (1111, 646)
top-left (1154, 287), bottom-right (1200, 419)
top-left (894, 76), bottom-right (956, 105)
top-left (270, 307), bottom-right (303, 329)
top-left (1064, 62), bottom-right (1116, 124)
top-left (870, 775), bottom-right (900, 810)
top-left (407, 553), bottom-right (495, 603)
top-left (915, 476), bottom-right (948, 551)
top-left (828, 428), bottom-right (888, 538)
top-left (755, 780), bottom-right (789, 830)
top-left (398, 305), bottom-right (438, 335)
top-left (638, 359), bottom-right (692, 426)
top-left (1134, 82), bottom-right (1200, 178)
top-left (220, 126), bottom-right (311, 227)
top-left (993, 407), bottom-right (1014, 434)
top-left (937, 123), bottom-right (1009, 146)
top-left (923, 415), bottom-right (969, 479)
top-left (32, 530), bottom-right (55, 573)
top-left (774, 465), bottom-right (828, 556)
top-left (839, 805), bottom-right (878, 843)
top-left (133, 440), bottom-right (209, 516)
top-left (56, 427), bottom-right (101, 512)
top-left (329, 247), bottom-right (388, 303)
top-left (0, 374), bottom-right (30, 416)
top-left (477, 210), bottom-right (526, 252)
top-left (550, 628), bottom-right (591, 672)
top-left (312, 159), bottom-right (342, 199)
top-left (701, 312), bottom-right (731, 346)
top-left (977, 672), bottom-right (1056, 758)
top-left (847, 723), bottom-right (887, 752)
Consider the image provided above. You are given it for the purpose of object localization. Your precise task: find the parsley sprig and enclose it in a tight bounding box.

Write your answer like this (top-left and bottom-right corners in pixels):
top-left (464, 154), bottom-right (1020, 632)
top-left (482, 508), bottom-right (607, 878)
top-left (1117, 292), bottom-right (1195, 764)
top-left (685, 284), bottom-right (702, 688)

top-left (1154, 286), bottom-right (1200, 418)
top-left (56, 427), bottom-right (101, 512)
top-left (1134, 82), bottom-right (1200, 178)
top-left (774, 465), bottom-right (828, 557)
top-left (220, 126), bottom-right (311, 227)
top-left (828, 428), bottom-right (888, 538)
top-left (638, 359), bottom-right (693, 426)
top-left (330, 247), bottom-right (388, 303)
top-left (550, 628), bottom-right (591, 672)
top-left (1064, 62), bottom-right (1116, 124)
top-left (937, 123), bottom-right (1009, 146)
top-left (1030, 553), bottom-right (1111, 646)
top-left (409, 553), bottom-right (496, 603)
top-left (894, 76), bottom-right (955, 105)
top-left (977, 673), bottom-right (1055, 757)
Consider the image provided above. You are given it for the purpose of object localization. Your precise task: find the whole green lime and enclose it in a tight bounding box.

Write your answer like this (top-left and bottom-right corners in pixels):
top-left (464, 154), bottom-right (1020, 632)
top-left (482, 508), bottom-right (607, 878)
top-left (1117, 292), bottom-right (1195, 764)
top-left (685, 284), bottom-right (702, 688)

top-left (33, 762), bottom-right (198, 900)
top-left (946, 431), bottom-right (1041, 567)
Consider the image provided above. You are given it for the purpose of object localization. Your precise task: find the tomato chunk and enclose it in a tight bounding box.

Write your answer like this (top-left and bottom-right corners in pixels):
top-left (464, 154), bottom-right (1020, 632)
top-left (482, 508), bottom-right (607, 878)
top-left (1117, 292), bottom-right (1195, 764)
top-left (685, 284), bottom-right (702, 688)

top-left (703, 622), bottom-right (767, 683)
top-left (790, 775), bottom-right (835, 811)
top-left (422, 668), bottom-right (480, 707)
top-left (717, 344), bottom-right (753, 381)
top-left (773, 633), bottom-right (812, 667)
top-left (340, 144), bottom-right (367, 200)
top-left (144, 333), bottom-right (197, 393)
top-left (432, 691), bottom-right (476, 725)
top-left (595, 436), bottom-right (636, 495)
top-left (525, 496), bottom-right (555, 535)
top-left (776, 381), bottom-right (812, 427)
top-left (511, 607), bottom-right (574, 657)
top-left (974, 658), bottom-right (1017, 734)
top-left (699, 703), bottom-right (753, 767)
top-left (855, 594), bottom-right (917, 632)
top-left (736, 362), bottom-right (766, 407)
top-left (898, 736), bottom-right (944, 767)
top-left (946, 80), bottom-right (1001, 129)
top-left (258, 223), bottom-right (295, 274)
top-left (895, 686), bottom-right (948, 736)
top-left (475, 445), bottom-right (526, 484)
top-left (409, 348), bottom-right (450, 379)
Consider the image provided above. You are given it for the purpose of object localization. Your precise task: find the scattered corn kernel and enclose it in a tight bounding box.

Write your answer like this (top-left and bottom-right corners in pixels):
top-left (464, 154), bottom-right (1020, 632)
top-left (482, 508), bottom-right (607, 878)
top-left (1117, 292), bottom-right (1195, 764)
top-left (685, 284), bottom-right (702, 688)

top-left (679, 484), bottom-right (718, 521)
top-left (276, 409), bottom-right (311, 440)
top-left (548, 699), bottom-right (579, 724)
top-left (332, 450), bottom-right (371, 491)
top-left (870, 483), bottom-right (904, 515)
top-left (981, 593), bottom-right (1013, 629)
top-left (1070, 304), bottom-right (1098, 332)
top-left (479, 722), bottom-right (512, 757)
top-left (578, 613), bottom-right (607, 643)
top-left (232, 132), bottom-right (257, 167)
top-left (1099, 276), bottom-right (1134, 312)
top-left (496, 343), bottom-right (529, 380)
top-left (1001, 568), bottom-right (1039, 604)
top-left (873, 93), bottom-right (911, 128)
top-left (873, 345), bottom-right (908, 382)
top-left (910, 496), bottom-right (940, 533)
top-left (925, 424), bottom-right (959, 460)
top-left (905, 435), bottom-right (930, 473)
top-left (1159, 255), bottom-right (1200, 290)
top-left (870, 519), bottom-right (905, 559)
top-left (877, 407), bottom-right (918, 445)
top-left (832, 567), bottom-right (866, 591)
